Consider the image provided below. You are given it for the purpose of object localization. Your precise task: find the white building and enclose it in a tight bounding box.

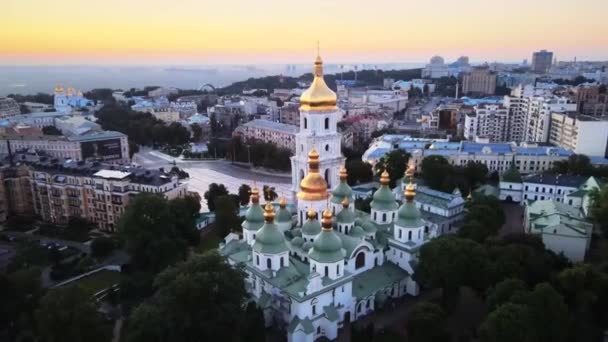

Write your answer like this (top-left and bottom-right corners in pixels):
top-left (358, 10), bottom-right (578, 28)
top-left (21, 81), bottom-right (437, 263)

top-left (422, 56), bottom-right (449, 79)
top-left (549, 113), bottom-right (608, 157)
top-left (520, 173), bottom-right (597, 205)
top-left (524, 96), bottom-right (576, 143)
top-left (237, 119), bottom-right (299, 152)
top-left (464, 104), bottom-right (509, 142)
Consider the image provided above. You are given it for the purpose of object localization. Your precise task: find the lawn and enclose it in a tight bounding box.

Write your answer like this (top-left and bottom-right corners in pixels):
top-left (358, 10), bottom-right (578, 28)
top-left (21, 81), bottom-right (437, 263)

top-left (67, 269), bottom-right (123, 296)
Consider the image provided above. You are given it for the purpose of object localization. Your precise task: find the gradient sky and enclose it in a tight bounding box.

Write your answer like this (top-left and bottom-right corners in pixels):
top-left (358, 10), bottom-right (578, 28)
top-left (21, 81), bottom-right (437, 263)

top-left (2, 0), bottom-right (607, 65)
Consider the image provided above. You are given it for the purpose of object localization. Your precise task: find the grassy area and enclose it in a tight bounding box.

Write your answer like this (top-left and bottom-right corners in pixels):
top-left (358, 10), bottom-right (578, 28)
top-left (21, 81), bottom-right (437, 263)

top-left (67, 270), bottom-right (123, 296)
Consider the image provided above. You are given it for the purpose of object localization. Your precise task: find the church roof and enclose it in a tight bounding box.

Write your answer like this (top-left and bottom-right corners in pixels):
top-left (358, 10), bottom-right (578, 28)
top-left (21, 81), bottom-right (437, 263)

top-left (352, 263), bottom-right (409, 300)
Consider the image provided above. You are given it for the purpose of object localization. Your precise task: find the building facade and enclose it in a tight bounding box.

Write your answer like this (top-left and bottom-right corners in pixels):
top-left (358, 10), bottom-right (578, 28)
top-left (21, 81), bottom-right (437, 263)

top-left (549, 112), bottom-right (608, 156)
top-left (464, 104), bottom-right (509, 142)
top-left (531, 50), bottom-right (553, 74)
top-left (524, 96), bottom-right (576, 143)
top-left (461, 66), bottom-right (497, 96)
top-left (236, 119), bottom-right (298, 152)
top-left (0, 97), bottom-right (20, 118)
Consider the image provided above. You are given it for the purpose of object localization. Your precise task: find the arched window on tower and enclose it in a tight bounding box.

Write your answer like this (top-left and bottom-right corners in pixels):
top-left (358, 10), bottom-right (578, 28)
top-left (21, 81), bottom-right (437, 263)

top-left (304, 117), bottom-right (308, 129)
top-left (408, 231), bottom-right (412, 241)
top-left (355, 252), bottom-right (365, 269)
top-left (325, 169), bottom-right (330, 187)
top-left (267, 258), bottom-right (272, 269)
top-left (324, 117), bottom-right (329, 130)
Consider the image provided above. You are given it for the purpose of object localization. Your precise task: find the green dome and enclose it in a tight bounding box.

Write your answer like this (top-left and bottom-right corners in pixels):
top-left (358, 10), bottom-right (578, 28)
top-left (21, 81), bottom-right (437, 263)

top-left (336, 207), bottom-right (355, 224)
top-left (276, 207), bottom-right (292, 223)
top-left (361, 221), bottom-right (377, 233)
top-left (309, 230), bottom-right (344, 263)
top-left (253, 222), bottom-right (289, 254)
top-left (301, 219), bottom-right (322, 236)
top-left (354, 218), bottom-right (364, 226)
top-left (291, 228), bottom-right (302, 237)
top-left (349, 226), bottom-right (365, 238)
top-left (331, 181), bottom-right (353, 204)
top-left (302, 241), bottom-right (313, 252)
top-left (291, 236), bottom-right (304, 247)
top-left (371, 186), bottom-right (398, 211)
top-left (242, 204), bottom-right (265, 231)
top-left (396, 202), bottom-right (424, 228)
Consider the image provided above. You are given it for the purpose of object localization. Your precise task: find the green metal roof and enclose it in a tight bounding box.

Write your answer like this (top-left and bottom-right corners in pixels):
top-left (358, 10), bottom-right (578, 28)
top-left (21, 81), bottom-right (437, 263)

top-left (252, 222), bottom-right (289, 254)
top-left (348, 226), bottom-right (365, 238)
top-left (396, 202), bottom-right (424, 228)
top-left (276, 207), bottom-right (293, 223)
top-left (242, 204), bottom-right (265, 231)
top-left (309, 230), bottom-right (344, 263)
top-left (288, 317), bottom-right (315, 334)
top-left (352, 263), bottom-right (409, 300)
top-left (371, 185), bottom-right (398, 211)
top-left (301, 219), bottom-right (322, 236)
top-left (526, 200), bottom-right (592, 238)
top-left (336, 207), bottom-right (355, 223)
top-left (323, 305), bottom-right (339, 322)
top-left (331, 180), bottom-right (353, 204)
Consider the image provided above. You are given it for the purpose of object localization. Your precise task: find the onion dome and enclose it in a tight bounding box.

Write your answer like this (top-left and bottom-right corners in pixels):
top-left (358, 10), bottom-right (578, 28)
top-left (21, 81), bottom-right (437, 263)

top-left (252, 203), bottom-right (289, 254)
top-left (309, 209), bottom-right (344, 263)
top-left (66, 87), bottom-right (75, 96)
top-left (276, 196), bottom-right (292, 223)
top-left (354, 218), bottom-right (364, 226)
top-left (299, 53), bottom-right (337, 112)
top-left (77, 90), bottom-right (83, 97)
top-left (361, 221), bottom-right (377, 234)
top-left (302, 241), bottom-right (313, 252)
top-left (396, 182), bottom-right (423, 228)
top-left (301, 209), bottom-right (322, 236)
top-left (297, 149), bottom-right (329, 201)
top-left (242, 186), bottom-right (264, 231)
top-left (291, 236), bottom-right (304, 247)
top-left (331, 167), bottom-right (353, 204)
top-left (54, 84), bottom-right (64, 93)
top-left (371, 170), bottom-right (398, 211)
top-left (336, 197), bottom-right (355, 224)
top-left (349, 226), bottom-right (365, 238)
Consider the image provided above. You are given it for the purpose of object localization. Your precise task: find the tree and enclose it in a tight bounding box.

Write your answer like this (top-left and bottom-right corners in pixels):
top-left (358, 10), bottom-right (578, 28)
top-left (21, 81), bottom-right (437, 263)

top-left (355, 197), bottom-right (372, 213)
top-left (191, 123), bottom-right (203, 142)
top-left (238, 184), bottom-right (252, 206)
top-left (589, 186), bottom-right (608, 236)
top-left (0, 267), bottom-right (42, 340)
top-left (346, 159), bottom-right (373, 185)
top-left (486, 278), bottom-right (527, 310)
top-left (204, 183), bottom-right (229, 211)
top-left (119, 193), bottom-right (195, 273)
top-left (420, 156), bottom-right (454, 192)
top-left (478, 303), bottom-right (533, 342)
top-left (414, 236), bottom-right (487, 307)
top-left (463, 161), bottom-right (488, 188)
top-left (525, 283), bottom-right (569, 342)
top-left (210, 113), bottom-right (219, 136)
top-left (90, 236), bottom-right (116, 258)
top-left (35, 285), bottom-right (111, 342)
top-left (125, 252), bottom-right (262, 342)
top-left (214, 195), bottom-right (240, 236)
top-left (168, 196), bottom-right (202, 246)
top-left (552, 154), bottom-right (592, 176)
top-left (406, 301), bottom-right (448, 342)
top-left (42, 125), bottom-right (62, 135)
top-left (374, 149), bottom-right (410, 188)
top-left (459, 195), bottom-right (505, 242)
top-left (263, 185), bottom-right (278, 202)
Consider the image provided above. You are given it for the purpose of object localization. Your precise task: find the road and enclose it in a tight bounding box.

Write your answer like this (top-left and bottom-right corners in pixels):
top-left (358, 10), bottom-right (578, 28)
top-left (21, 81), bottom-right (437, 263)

top-left (134, 149), bottom-right (293, 211)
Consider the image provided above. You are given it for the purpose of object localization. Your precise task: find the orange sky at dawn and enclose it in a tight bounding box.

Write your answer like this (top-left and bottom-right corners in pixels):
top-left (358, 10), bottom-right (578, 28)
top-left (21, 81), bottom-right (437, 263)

top-left (2, 0), bottom-right (607, 65)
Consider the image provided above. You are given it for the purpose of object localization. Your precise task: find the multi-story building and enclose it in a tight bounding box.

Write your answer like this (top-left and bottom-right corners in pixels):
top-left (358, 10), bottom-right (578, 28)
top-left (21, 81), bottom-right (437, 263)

top-left (549, 112), bottom-right (608, 156)
top-left (279, 102), bottom-right (301, 126)
top-left (422, 56), bottom-right (449, 79)
top-left (235, 119), bottom-right (298, 152)
top-left (0, 163), bottom-right (34, 222)
top-left (461, 66), bottom-right (497, 96)
top-left (525, 96), bottom-right (576, 143)
top-left (0, 97), bottom-right (20, 118)
top-left (464, 104), bottom-right (509, 142)
top-left (531, 50), bottom-right (553, 74)
top-left (0, 130), bottom-right (129, 163)
top-left (521, 173), bottom-right (594, 204)
top-left (503, 95), bottom-right (528, 143)
top-left (28, 157), bottom-right (188, 231)
top-left (150, 108), bottom-right (181, 123)
top-left (573, 85), bottom-right (608, 116)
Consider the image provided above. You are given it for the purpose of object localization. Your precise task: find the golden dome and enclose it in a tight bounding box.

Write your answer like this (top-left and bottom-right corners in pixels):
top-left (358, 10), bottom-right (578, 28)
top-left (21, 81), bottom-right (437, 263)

top-left (77, 90), bottom-right (83, 97)
top-left (380, 170), bottom-right (390, 186)
top-left (54, 84), bottom-right (64, 93)
top-left (321, 208), bottom-right (333, 230)
top-left (404, 182), bottom-right (416, 202)
top-left (298, 148), bottom-right (329, 201)
top-left (341, 196), bottom-right (350, 208)
top-left (279, 195), bottom-right (287, 208)
top-left (307, 208), bottom-right (317, 220)
top-left (299, 53), bottom-right (337, 112)
top-left (250, 186), bottom-right (260, 204)
top-left (339, 167), bottom-right (348, 181)
top-left (263, 202), bottom-right (275, 222)
top-left (67, 87), bottom-right (75, 96)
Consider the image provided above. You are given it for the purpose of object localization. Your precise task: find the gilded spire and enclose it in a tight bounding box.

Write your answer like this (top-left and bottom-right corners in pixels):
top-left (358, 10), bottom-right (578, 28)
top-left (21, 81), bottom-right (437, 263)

top-left (307, 208), bottom-right (317, 220)
top-left (54, 84), bottom-right (64, 93)
top-left (342, 196), bottom-right (349, 209)
top-left (404, 182), bottom-right (416, 202)
top-left (279, 195), bottom-right (287, 208)
top-left (263, 202), bottom-right (275, 223)
top-left (339, 166), bottom-right (348, 182)
top-left (380, 170), bottom-right (390, 187)
top-left (299, 47), bottom-right (337, 112)
top-left (321, 208), bottom-right (333, 230)
top-left (250, 185), bottom-right (260, 204)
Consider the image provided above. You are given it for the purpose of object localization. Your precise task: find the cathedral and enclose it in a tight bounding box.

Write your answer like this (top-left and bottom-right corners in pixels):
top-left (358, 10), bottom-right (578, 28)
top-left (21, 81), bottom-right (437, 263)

top-left (220, 54), bottom-right (433, 342)
top-left (54, 84), bottom-right (94, 113)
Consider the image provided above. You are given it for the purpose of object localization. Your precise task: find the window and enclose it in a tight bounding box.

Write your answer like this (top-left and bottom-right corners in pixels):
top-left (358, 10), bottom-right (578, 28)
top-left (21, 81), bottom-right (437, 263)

top-left (325, 144), bottom-right (329, 152)
top-left (280, 257), bottom-right (284, 267)
top-left (399, 229), bottom-right (402, 239)
top-left (304, 118), bottom-right (308, 129)
top-left (336, 264), bottom-right (340, 275)
top-left (382, 213), bottom-right (386, 222)
top-left (267, 258), bottom-right (272, 269)
top-left (256, 255), bottom-right (259, 265)
top-left (408, 231), bottom-right (412, 240)
top-left (355, 252), bottom-right (365, 269)
top-left (324, 266), bottom-right (329, 277)
top-left (312, 298), bottom-right (318, 315)
top-left (324, 117), bottom-right (329, 130)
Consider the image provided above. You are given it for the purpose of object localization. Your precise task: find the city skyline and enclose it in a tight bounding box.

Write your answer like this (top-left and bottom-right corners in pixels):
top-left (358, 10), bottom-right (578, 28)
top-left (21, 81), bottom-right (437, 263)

top-left (2, 0), bottom-right (608, 65)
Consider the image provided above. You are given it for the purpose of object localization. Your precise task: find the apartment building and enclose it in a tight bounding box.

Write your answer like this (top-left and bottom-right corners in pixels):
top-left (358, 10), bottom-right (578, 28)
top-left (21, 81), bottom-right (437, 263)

top-left (549, 113), bottom-right (608, 156)
top-left (0, 163), bottom-right (34, 222)
top-left (525, 96), bottom-right (576, 143)
top-left (464, 104), bottom-right (509, 142)
top-left (0, 97), bottom-right (20, 118)
top-left (531, 50), bottom-right (553, 74)
top-left (573, 85), bottom-right (608, 116)
top-left (461, 66), bottom-right (497, 96)
top-left (28, 157), bottom-right (188, 232)
top-left (234, 119), bottom-right (298, 152)
top-left (279, 102), bottom-right (300, 126)
top-left (503, 96), bottom-right (527, 143)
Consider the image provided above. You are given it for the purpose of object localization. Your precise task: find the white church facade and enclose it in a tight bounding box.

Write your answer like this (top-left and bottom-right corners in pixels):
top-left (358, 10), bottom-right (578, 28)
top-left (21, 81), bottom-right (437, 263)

top-left (220, 54), bottom-right (433, 342)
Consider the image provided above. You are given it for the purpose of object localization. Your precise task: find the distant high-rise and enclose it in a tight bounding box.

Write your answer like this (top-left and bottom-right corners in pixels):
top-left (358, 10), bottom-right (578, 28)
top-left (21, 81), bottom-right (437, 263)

top-left (531, 50), bottom-right (553, 74)
top-left (461, 66), bottom-right (497, 96)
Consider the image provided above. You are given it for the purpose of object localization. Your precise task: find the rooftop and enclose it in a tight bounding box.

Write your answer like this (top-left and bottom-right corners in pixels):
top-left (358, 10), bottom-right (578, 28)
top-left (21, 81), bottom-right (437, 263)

top-left (242, 119), bottom-right (299, 134)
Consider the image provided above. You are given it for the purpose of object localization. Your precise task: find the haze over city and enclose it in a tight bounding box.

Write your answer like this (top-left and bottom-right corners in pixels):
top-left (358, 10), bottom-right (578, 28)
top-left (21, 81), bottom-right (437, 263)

top-left (2, 0), bottom-right (608, 65)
